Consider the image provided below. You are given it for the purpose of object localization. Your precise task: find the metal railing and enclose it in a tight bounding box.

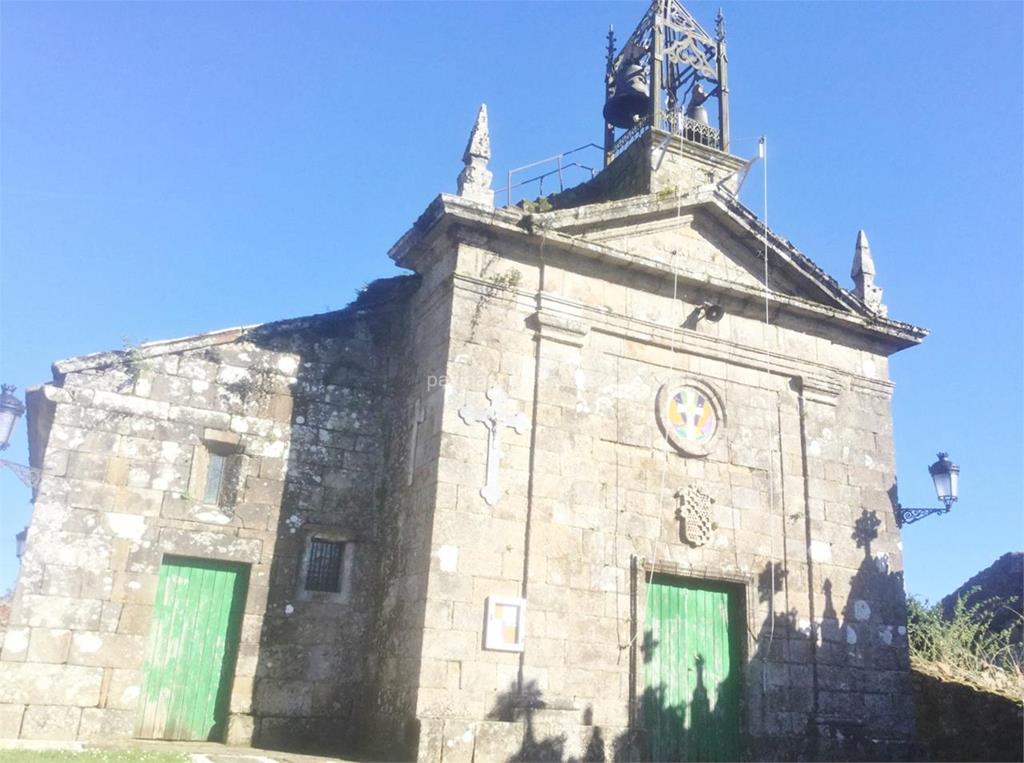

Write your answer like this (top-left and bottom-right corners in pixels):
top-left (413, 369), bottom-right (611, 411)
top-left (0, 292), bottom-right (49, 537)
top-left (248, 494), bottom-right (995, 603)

top-left (612, 118), bottom-right (650, 159)
top-left (501, 144), bottom-right (604, 207)
top-left (610, 109), bottom-right (723, 164)
top-left (675, 114), bottom-right (721, 149)
top-left (501, 112), bottom-right (724, 208)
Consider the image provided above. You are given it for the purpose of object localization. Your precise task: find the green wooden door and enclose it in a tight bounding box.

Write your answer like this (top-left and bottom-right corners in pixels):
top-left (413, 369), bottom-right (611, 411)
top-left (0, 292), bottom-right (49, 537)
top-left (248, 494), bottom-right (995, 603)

top-left (137, 556), bottom-right (249, 741)
top-left (643, 575), bottom-right (742, 762)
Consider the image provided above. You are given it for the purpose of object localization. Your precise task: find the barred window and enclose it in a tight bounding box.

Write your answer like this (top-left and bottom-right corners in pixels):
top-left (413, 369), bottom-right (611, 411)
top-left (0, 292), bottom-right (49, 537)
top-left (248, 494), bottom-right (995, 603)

top-left (304, 538), bottom-right (347, 593)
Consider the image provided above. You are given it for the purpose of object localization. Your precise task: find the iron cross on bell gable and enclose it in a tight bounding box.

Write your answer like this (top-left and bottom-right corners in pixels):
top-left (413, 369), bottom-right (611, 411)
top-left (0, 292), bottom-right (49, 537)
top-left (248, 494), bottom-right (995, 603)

top-left (458, 386), bottom-right (530, 506)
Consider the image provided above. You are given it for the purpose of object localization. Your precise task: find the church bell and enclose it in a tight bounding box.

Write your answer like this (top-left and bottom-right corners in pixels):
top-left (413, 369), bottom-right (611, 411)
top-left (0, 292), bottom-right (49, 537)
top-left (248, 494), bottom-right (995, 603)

top-left (603, 63), bottom-right (651, 129)
top-left (685, 83), bottom-right (710, 126)
top-left (685, 101), bottom-right (709, 126)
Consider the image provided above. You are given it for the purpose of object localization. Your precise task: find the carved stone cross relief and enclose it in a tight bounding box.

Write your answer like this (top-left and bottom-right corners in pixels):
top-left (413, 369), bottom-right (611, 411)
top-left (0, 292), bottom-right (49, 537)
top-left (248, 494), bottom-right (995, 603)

top-left (406, 397), bottom-right (425, 487)
top-left (458, 386), bottom-right (529, 506)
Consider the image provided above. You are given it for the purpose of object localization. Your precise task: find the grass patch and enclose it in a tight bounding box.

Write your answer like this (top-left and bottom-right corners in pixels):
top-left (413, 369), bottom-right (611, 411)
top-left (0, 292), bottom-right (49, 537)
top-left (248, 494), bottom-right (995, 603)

top-left (1, 752), bottom-right (188, 763)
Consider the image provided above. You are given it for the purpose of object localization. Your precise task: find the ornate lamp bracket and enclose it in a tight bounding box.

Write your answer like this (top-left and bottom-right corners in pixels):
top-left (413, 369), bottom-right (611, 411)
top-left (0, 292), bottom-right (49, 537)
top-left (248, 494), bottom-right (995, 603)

top-left (0, 460), bottom-right (43, 490)
top-left (894, 498), bottom-right (954, 528)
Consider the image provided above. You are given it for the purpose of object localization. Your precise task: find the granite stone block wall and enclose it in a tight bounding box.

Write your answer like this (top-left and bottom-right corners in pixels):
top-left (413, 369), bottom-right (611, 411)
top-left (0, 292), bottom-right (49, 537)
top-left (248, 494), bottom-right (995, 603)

top-left (1, 175), bottom-right (922, 762)
top-left (405, 205), bottom-right (916, 761)
top-left (0, 278), bottom-right (421, 751)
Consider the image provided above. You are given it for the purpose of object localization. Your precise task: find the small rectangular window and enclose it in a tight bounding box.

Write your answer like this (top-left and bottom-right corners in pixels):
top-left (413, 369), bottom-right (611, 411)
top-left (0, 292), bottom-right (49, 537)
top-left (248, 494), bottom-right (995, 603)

top-left (305, 538), bottom-right (346, 593)
top-left (187, 431), bottom-right (243, 509)
top-left (203, 452), bottom-right (227, 504)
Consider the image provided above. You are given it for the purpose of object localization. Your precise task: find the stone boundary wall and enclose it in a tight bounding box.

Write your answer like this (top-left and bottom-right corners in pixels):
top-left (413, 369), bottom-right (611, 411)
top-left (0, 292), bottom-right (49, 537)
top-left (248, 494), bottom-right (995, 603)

top-left (912, 662), bottom-right (1024, 762)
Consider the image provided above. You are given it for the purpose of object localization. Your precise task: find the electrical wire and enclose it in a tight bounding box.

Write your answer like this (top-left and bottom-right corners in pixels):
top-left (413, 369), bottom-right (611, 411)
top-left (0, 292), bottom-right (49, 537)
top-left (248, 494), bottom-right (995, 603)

top-left (760, 136), bottom-right (779, 694)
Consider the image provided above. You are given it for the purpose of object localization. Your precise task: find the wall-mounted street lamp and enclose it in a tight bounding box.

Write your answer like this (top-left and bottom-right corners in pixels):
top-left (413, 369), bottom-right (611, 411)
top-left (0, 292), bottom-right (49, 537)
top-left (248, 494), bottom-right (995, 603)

top-left (1, 384), bottom-right (37, 566)
top-left (895, 452), bottom-right (960, 527)
top-left (0, 385), bottom-right (25, 452)
top-left (0, 384), bottom-right (41, 489)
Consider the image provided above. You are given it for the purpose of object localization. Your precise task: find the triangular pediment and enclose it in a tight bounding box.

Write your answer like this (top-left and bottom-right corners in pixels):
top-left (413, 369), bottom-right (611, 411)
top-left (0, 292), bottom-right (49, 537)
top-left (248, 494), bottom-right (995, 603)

top-left (389, 193), bottom-right (927, 351)
top-left (574, 206), bottom-right (824, 304)
top-left (537, 191), bottom-right (858, 314)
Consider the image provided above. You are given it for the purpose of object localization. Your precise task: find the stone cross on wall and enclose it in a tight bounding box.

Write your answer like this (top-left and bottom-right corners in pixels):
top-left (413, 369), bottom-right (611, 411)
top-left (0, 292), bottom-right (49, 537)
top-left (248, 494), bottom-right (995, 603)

top-left (457, 104), bottom-right (494, 207)
top-left (458, 386), bottom-right (529, 506)
top-left (406, 397), bottom-right (425, 487)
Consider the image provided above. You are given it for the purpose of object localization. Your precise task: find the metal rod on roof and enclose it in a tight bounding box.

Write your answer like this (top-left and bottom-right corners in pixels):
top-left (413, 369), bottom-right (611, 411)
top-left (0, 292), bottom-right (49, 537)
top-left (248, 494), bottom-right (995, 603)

top-left (502, 161), bottom-right (599, 203)
top-left (499, 144), bottom-right (604, 205)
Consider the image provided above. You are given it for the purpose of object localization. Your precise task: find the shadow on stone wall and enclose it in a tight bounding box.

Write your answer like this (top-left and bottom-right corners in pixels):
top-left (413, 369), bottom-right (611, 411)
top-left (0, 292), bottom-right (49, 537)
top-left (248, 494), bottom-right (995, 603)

top-left (746, 510), bottom-right (920, 762)
top-left (639, 653), bottom-right (740, 762)
top-left (474, 510), bottom-right (919, 762)
top-left (486, 680), bottom-right (639, 762)
top-left (240, 278), bottom-right (423, 757)
top-left (244, 311), bottom-right (377, 753)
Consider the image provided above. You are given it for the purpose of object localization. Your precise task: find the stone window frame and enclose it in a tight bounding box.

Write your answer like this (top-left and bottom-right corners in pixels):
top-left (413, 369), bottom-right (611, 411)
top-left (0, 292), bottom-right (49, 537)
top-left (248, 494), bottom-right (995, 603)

top-left (296, 527), bottom-right (355, 604)
top-left (186, 429), bottom-right (245, 514)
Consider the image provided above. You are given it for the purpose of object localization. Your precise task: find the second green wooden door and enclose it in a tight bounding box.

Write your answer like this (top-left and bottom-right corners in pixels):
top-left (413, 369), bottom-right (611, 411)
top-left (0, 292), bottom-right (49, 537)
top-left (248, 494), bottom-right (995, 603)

top-left (643, 575), bottom-right (742, 762)
top-left (136, 556), bottom-right (249, 741)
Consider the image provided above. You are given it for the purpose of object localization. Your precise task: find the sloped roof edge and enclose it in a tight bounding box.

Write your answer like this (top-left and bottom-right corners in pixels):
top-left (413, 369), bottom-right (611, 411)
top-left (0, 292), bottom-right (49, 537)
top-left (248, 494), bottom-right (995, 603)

top-left (388, 193), bottom-right (927, 349)
top-left (52, 275), bottom-right (417, 377)
top-left (532, 188), bottom-right (871, 316)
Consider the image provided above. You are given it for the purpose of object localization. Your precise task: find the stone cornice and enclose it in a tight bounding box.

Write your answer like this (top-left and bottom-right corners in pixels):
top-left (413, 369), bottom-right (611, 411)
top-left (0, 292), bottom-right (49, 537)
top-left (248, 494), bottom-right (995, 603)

top-left (531, 292), bottom-right (591, 347)
top-left (449, 277), bottom-right (894, 398)
top-left (588, 312), bottom-right (873, 399)
top-left (388, 194), bottom-right (523, 272)
top-left (392, 194), bottom-right (926, 355)
top-left (798, 375), bottom-right (845, 407)
top-left (661, 130), bottom-right (749, 175)
top-left (451, 276), bottom-right (590, 348)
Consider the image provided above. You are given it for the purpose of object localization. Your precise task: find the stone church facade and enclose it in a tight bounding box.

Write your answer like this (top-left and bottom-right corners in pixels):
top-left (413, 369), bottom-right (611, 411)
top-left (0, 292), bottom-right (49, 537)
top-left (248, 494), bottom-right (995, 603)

top-left (0, 4), bottom-right (927, 761)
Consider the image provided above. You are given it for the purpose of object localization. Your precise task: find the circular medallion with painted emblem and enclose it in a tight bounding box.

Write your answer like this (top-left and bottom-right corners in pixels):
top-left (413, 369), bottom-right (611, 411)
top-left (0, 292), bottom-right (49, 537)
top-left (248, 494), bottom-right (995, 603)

top-left (656, 379), bottom-right (725, 457)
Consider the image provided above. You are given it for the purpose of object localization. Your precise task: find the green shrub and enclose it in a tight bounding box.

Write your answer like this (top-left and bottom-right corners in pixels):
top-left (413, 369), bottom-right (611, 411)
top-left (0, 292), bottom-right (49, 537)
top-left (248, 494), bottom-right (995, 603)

top-left (907, 589), bottom-right (1023, 694)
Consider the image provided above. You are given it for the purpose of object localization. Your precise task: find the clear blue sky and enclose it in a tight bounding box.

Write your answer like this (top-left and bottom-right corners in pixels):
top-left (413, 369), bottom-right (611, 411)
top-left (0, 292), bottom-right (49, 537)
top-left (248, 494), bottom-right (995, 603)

top-left (1, 2), bottom-right (1021, 602)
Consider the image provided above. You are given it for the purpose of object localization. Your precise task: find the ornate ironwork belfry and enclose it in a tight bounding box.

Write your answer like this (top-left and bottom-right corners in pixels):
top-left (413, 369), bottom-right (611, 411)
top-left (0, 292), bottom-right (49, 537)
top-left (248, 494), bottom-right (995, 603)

top-left (603, 0), bottom-right (730, 166)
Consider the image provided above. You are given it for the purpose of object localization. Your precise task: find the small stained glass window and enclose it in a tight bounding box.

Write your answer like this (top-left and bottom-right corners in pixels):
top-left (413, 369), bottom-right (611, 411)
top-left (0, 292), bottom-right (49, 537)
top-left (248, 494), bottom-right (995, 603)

top-left (305, 538), bottom-right (346, 593)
